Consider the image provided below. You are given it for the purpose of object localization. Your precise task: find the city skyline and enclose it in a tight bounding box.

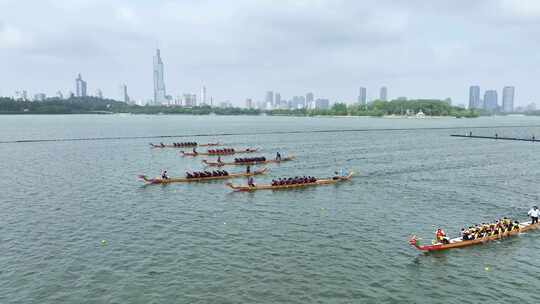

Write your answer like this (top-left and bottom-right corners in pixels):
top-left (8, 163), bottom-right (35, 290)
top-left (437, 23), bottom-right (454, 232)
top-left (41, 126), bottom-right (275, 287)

top-left (1, 1), bottom-right (540, 105)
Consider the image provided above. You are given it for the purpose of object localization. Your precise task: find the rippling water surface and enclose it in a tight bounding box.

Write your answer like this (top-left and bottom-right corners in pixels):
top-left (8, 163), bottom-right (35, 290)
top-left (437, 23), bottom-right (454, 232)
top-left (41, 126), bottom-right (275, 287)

top-left (1, 115), bottom-right (540, 303)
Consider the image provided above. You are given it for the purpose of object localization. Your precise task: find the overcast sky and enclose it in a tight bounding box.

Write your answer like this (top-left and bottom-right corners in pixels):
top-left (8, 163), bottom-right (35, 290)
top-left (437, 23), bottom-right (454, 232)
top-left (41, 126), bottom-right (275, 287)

top-left (1, 0), bottom-right (539, 106)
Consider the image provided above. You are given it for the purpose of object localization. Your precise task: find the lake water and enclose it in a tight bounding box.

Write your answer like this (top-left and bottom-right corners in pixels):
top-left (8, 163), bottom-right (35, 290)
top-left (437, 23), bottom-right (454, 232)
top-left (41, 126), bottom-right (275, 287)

top-left (1, 115), bottom-right (540, 303)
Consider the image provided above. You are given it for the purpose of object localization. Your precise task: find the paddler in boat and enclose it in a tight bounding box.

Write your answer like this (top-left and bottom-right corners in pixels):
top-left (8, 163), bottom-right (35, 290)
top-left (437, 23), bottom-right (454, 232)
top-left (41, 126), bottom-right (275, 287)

top-left (248, 177), bottom-right (255, 187)
top-left (217, 156), bottom-right (223, 164)
top-left (192, 147), bottom-right (198, 155)
top-left (276, 152), bottom-right (281, 161)
top-left (435, 228), bottom-right (449, 244)
top-left (528, 206), bottom-right (539, 224)
top-left (160, 142), bottom-right (165, 148)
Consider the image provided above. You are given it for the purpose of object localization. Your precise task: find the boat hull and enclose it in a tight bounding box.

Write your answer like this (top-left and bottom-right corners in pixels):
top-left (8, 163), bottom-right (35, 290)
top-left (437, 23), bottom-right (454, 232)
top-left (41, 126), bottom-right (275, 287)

top-left (410, 221), bottom-right (540, 252)
top-left (227, 172), bottom-right (353, 192)
top-left (150, 143), bottom-right (220, 148)
top-left (203, 156), bottom-right (295, 167)
top-left (138, 168), bottom-right (268, 184)
top-left (181, 148), bottom-right (258, 157)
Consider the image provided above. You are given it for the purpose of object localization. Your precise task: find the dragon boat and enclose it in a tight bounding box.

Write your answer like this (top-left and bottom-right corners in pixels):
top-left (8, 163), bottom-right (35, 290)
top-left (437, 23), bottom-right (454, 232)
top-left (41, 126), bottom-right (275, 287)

top-left (226, 172), bottom-right (353, 192)
top-left (137, 168), bottom-right (268, 185)
top-left (202, 156), bottom-right (295, 167)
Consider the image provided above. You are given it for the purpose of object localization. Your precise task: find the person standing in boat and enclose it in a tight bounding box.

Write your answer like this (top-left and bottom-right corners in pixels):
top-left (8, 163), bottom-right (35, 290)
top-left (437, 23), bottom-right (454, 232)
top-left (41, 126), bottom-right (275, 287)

top-left (161, 170), bottom-right (169, 179)
top-left (528, 206), bottom-right (539, 224)
top-left (248, 177), bottom-right (255, 187)
top-left (192, 147), bottom-right (198, 155)
top-left (217, 156), bottom-right (223, 164)
top-left (276, 152), bottom-right (281, 161)
top-left (246, 165), bottom-right (251, 174)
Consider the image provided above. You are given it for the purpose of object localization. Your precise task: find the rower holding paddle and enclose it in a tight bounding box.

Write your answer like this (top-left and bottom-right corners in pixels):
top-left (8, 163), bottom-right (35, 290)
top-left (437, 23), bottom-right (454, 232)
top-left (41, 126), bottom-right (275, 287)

top-left (528, 206), bottom-right (539, 224)
top-left (435, 228), bottom-right (449, 244)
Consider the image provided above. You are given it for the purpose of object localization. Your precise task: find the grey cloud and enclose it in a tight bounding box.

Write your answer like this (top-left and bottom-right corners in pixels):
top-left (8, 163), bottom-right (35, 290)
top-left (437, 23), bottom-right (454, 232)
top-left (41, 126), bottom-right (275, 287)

top-left (0, 0), bottom-right (538, 105)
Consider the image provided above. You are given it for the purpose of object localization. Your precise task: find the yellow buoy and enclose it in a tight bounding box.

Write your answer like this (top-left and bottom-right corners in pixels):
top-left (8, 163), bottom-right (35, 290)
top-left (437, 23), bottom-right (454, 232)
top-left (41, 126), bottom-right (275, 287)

top-left (484, 267), bottom-right (490, 271)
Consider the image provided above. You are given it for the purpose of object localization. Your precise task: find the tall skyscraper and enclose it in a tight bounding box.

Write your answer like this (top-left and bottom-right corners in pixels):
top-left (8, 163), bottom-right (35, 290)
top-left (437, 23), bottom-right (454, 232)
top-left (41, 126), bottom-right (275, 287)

top-left (245, 98), bottom-right (253, 109)
top-left (358, 87), bottom-right (367, 105)
top-left (379, 86), bottom-right (388, 101)
top-left (201, 86), bottom-right (207, 105)
top-left (502, 86), bottom-right (515, 113)
top-left (275, 93), bottom-right (281, 106)
top-left (469, 86), bottom-right (481, 109)
top-left (306, 92), bottom-right (314, 109)
top-left (75, 73), bottom-right (87, 97)
top-left (153, 49), bottom-right (167, 105)
top-left (121, 84), bottom-right (130, 103)
top-left (265, 91), bottom-right (274, 107)
top-left (483, 90), bottom-right (498, 111)
top-left (96, 89), bottom-right (103, 99)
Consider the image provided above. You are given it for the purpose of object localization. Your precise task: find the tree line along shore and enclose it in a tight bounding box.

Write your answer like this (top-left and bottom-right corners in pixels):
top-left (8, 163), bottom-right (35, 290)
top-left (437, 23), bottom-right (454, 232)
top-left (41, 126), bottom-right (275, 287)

top-left (0, 96), bottom-right (480, 117)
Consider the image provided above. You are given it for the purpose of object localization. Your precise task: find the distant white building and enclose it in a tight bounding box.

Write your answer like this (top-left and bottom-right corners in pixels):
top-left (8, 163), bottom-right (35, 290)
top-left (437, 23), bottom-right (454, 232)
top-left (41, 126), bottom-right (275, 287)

top-left (121, 84), bottom-right (130, 103)
top-left (379, 86), bottom-right (388, 101)
top-left (502, 86), bottom-right (515, 113)
top-left (75, 74), bottom-right (87, 97)
top-left (358, 87), bottom-right (367, 105)
top-left (245, 98), bottom-right (253, 109)
top-left (306, 92), bottom-right (314, 109)
top-left (182, 94), bottom-right (197, 107)
top-left (315, 98), bottom-right (330, 110)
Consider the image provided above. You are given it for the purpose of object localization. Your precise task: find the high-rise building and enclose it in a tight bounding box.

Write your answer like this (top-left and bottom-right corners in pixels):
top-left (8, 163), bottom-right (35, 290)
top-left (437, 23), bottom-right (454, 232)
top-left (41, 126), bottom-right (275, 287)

top-left (201, 86), bottom-right (207, 105)
top-left (275, 93), bottom-right (281, 105)
top-left (502, 86), bottom-right (515, 113)
top-left (358, 87), bottom-right (367, 105)
top-left (182, 94), bottom-right (197, 107)
top-left (96, 89), bottom-right (103, 99)
top-left (483, 90), bottom-right (498, 111)
top-left (56, 91), bottom-right (64, 99)
top-left (265, 91), bottom-right (274, 106)
top-left (245, 98), bottom-right (253, 109)
top-left (315, 98), bottom-right (330, 110)
top-left (290, 96), bottom-right (306, 109)
top-left (306, 92), bottom-right (314, 109)
top-left (153, 49), bottom-right (167, 105)
top-left (379, 86), bottom-right (388, 101)
top-left (469, 86), bottom-right (481, 109)
top-left (121, 84), bottom-right (130, 103)
top-left (75, 73), bottom-right (87, 97)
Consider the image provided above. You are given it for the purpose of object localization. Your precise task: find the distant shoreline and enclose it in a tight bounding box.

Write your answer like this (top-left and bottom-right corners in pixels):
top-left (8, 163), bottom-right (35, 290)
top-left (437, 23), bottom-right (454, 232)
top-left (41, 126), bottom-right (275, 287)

top-left (0, 112), bottom-right (476, 118)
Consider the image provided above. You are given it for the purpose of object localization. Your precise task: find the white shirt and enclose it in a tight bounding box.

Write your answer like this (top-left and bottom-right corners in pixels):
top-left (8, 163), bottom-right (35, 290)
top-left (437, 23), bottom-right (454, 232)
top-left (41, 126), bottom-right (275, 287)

top-left (528, 208), bottom-right (540, 217)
